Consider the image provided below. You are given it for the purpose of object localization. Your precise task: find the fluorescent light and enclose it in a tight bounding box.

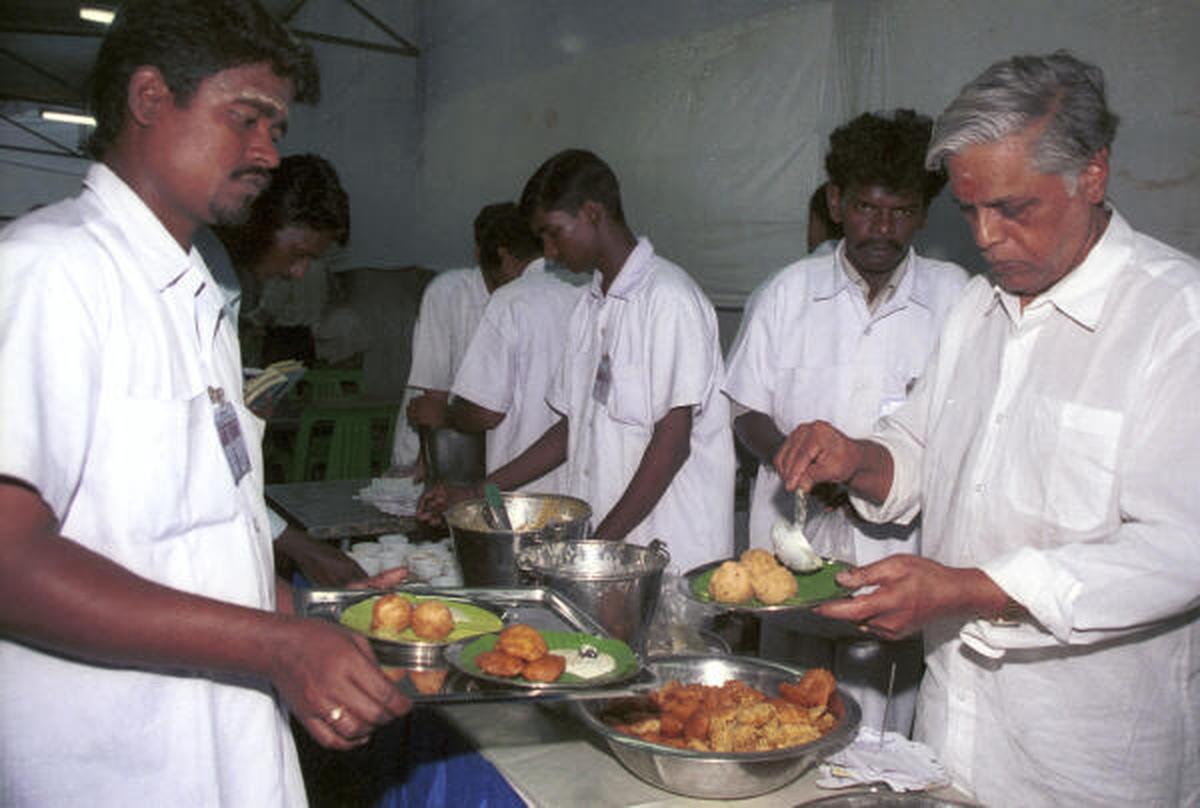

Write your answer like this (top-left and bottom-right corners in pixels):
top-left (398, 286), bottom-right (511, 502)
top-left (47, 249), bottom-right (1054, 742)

top-left (79, 5), bottom-right (115, 25)
top-left (40, 109), bottom-right (97, 127)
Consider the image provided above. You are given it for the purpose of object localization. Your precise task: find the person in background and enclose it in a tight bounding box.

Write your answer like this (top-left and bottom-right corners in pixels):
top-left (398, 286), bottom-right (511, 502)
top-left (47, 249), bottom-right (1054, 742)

top-left (202, 151), bottom-right (351, 369)
top-left (200, 153), bottom-right (366, 587)
top-left (723, 109), bottom-right (968, 734)
top-left (391, 206), bottom-right (524, 479)
top-left (775, 51), bottom-right (1200, 805)
top-left (446, 202), bottom-right (584, 492)
top-left (421, 149), bottom-right (736, 573)
top-left (806, 181), bottom-right (843, 255)
top-left (0, 3), bottom-right (410, 805)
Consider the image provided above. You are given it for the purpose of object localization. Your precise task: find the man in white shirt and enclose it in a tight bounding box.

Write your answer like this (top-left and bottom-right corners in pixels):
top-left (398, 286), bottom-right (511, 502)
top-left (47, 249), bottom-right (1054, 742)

top-left (424, 150), bottom-right (736, 573)
top-left (392, 206), bottom-right (522, 476)
top-left (776, 52), bottom-right (1200, 806)
top-left (448, 202), bottom-right (584, 492)
top-left (0, 2), bottom-right (409, 805)
top-left (725, 109), bottom-right (968, 734)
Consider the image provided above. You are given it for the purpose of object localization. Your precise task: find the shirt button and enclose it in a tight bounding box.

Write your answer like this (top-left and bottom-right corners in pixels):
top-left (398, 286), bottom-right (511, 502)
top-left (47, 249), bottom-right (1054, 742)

top-left (974, 483), bottom-right (985, 493)
top-left (995, 412), bottom-right (1006, 424)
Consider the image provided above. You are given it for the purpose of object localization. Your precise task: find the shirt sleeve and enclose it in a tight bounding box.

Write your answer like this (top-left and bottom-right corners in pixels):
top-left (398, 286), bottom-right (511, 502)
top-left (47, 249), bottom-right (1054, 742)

top-left (722, 280), bottom-right (778, 414)
top-left (642, 280), bottom-right (721, 420)
top-left (0, 235), bottom-right (103, 520)
top-left (406, 276), bottom-right (455, 392)
top-left (450, 299), bottom-right (515, 414)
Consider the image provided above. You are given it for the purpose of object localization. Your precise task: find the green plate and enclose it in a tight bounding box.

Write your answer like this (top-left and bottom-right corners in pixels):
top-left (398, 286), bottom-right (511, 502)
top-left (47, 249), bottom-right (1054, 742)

top-left (340, 594), bottom-right (503, 645)
top-left (686, 558), bottom-right (850, 611)
top-left (448, 630), bottom-right (640, 689)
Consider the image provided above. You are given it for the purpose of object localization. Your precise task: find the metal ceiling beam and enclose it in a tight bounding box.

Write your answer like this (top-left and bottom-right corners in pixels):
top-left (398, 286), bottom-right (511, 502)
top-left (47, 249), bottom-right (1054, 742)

top-left (0, 46), bottom-right (83, 99)
top-left (281, 0), bottom-right (312, 24)
top-left (341, 0), bottom-right (419, 56)
top-left (291, 27), bottom-right (417, 57)
top-left (0, 142), bottom-right (89, 160)
top-left (0, 112), bottom-right (85, 158)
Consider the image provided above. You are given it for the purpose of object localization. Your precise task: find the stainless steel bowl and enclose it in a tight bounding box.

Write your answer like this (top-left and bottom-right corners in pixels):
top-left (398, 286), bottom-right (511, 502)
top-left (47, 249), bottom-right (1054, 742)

top-left (445, 493), bottom-right (592, 586)
top-left (574, 654), bottom-right (861, 799)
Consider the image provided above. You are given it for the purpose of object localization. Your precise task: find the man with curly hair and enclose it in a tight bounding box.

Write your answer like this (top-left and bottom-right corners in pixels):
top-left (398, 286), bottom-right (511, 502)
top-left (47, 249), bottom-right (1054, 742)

top-left (723, 109), bottom-right (968, 734)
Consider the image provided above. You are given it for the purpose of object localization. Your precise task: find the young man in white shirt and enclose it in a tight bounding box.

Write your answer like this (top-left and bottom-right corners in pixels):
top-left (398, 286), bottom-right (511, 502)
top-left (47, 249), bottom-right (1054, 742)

top-left (0, 3), bottom-right (409, 805)
top-left (392, 205), bottom-right (528, 478)
top-left (776, 52), bottom-right (1200, 806)
top-left (724, 109), bottom-right (968, 734)
top-left (447, 202), bottom-right (584, 492)
top-left (422, 150), bottom-right (736, 573)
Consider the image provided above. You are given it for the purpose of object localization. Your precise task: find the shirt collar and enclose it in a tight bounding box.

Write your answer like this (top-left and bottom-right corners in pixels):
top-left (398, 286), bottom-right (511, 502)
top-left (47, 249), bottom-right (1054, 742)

top-left (84, 162), bottom-right (196, 293)
top-left (813, 242), bottom-right (930, 311)
top-left (590, 236), bottom-right (654, 301)
top-left (992, 206), bottom-right (1131, 330)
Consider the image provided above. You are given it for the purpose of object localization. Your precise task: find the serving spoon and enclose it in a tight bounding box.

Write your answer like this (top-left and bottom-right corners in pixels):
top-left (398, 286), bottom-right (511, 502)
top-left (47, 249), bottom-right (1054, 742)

top-left (771, 489), bottom-right (823, 572)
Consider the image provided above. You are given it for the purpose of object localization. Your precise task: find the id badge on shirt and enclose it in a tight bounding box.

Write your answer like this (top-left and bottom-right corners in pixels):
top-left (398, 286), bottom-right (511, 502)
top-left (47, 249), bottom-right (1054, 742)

top-left (210, 386), bottom-right (251, 484)
top-left (592, 353), bottom-right (612, 405)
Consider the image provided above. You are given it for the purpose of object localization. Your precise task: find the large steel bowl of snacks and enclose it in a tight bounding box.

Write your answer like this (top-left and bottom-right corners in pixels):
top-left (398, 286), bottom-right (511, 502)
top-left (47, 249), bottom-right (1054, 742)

top-left (445, 493), bottom-right (592, 586)
top-left (573, 654), bottom-right (860, 800)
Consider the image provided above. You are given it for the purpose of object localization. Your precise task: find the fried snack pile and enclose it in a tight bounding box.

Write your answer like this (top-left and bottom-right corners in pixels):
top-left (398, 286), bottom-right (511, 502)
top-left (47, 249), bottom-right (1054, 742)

top-left (370, 594), bottom-right (455, 641)
top-left (606, 667), bottom-right (838, 753)
top-left (709, 548), bottom-right (799, 604)
top-left (476, 623), bottom-right (567, 683)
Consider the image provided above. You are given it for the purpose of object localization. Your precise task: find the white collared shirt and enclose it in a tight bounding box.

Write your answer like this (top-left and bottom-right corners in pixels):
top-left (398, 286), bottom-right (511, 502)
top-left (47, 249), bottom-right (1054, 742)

top-left (392, 265), bottom-right (491, 464)
top-left (723, 245), bottom-right (968, 564)
top-left (0, 164), bottom-right (303, 807)
top-left (854, 209), bottom-right (1200, 806)
top-left (451, 259), bottom-right (584, 491)
top-left (547, 238), bottom-right (736, 572)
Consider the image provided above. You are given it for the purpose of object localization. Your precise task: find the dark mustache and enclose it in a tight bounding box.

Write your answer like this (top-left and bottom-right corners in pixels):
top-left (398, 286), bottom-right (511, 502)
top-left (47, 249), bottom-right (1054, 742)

top-left (231, 167), bottom-right (270, 182)
top-left (856, 238), bottom-right (903, 251)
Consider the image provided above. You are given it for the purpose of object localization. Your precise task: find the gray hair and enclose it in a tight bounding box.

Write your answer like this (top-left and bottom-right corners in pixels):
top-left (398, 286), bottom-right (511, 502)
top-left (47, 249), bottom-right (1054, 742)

top-left (926, 51), bottom-right (1119, 183)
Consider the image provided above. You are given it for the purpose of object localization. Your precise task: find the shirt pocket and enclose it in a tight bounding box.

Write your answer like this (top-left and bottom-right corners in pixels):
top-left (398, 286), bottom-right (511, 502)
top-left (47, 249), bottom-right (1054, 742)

top-left (772, 363), bottom-right (841, 429)
top-left (106, 391), bottom-right (240, 542)
top-left (607, 364), bottom-right (653, 428)
top-left (1011, 396), bottom-right (1122, 534)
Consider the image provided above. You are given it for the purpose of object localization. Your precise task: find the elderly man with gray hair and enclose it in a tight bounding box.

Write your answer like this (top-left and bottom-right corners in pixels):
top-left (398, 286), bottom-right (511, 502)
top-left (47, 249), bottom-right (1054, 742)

top-left (774, 51), bottom-right (1200, 806)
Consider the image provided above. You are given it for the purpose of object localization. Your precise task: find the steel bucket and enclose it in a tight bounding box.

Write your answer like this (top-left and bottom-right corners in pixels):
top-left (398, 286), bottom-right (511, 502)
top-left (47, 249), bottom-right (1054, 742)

top-left (517, 539), bottom-right (670, 654)
top-left (445, 493), bottom-right (592, 586)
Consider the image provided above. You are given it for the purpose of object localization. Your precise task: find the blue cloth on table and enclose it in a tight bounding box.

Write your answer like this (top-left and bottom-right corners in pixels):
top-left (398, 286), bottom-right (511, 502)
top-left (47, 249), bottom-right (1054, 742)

top-left (376, 709), bottom-right (525, 808)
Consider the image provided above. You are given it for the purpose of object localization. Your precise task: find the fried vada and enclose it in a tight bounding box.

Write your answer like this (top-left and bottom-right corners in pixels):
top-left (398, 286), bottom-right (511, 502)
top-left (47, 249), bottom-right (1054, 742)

top-left (370, 594), bottom-right (412, 633)
top-left (475, 649), bottom-right (525, 678)
top-left (751, 564), bottom-right (798, 605)
top-left (522, 652), bottom-right (567, 683)
top-left (709, 560), bottom-right (754, 603)
top-left (496, 623), bottom-right (549, 661)
top-left (411, 600), bottom-right (455, 641)
top-left (739, 548), bottom-right (781, 578)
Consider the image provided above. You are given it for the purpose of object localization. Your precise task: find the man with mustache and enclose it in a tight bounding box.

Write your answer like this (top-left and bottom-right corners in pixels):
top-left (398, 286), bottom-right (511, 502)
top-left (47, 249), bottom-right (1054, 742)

top-left (0, 2), bottom-right (409, 805)
top-left (723, 109), bottom-right (967, 734)
top-left (774, 52), bottom-right (1200, 805)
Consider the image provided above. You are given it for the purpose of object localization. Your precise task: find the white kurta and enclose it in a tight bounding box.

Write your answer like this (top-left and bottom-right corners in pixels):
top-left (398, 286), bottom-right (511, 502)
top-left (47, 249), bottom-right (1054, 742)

top-left (391, 266), bottom-right (490, 465)
top-left (0, 164), bottom-right (305, 807)
top-left (855, 209), bottom-right (1200, 806)
top-left (723, 245), bottom-right (968, 564)
top-left (548, 238), bottom-right (736, 573)
top-left (451, 259), bottom-right (584, 492)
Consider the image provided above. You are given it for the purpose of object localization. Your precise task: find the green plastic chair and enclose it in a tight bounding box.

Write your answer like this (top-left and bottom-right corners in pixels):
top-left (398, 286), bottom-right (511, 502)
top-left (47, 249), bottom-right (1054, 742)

top-left (286, 401), bottom-right (399, 482)
top-left (292, 368), bottom-right (364, 404)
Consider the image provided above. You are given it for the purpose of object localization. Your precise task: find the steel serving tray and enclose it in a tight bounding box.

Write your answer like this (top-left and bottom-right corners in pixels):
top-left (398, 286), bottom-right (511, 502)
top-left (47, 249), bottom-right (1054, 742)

top-left (297, 584), bottom-right (657, 704)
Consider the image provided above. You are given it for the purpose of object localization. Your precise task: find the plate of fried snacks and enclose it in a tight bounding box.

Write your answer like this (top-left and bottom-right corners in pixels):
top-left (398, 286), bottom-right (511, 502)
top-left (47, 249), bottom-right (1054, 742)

top-left (340, 593), bottom-right (503, 645)
top-left (447, 623), bottom-right (640, 689)
top-left (685, 548), bottom-right (849, 611)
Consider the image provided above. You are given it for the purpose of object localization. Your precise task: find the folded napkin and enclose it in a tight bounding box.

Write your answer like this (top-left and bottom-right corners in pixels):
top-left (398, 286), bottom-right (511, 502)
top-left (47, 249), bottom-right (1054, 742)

top-left (818, 727), bottom-right (949, 792)
top-left (355, 477), bottom-right (421, 517)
